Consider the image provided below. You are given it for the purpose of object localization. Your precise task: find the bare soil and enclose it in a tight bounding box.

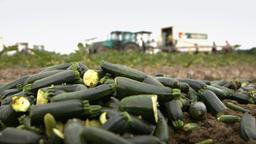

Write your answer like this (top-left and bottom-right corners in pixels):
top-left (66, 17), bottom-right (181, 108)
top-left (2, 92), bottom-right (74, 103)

top-left (139, 65), bottom-right (256, 80)
top-left (1, 65), bottom-right (255, 83)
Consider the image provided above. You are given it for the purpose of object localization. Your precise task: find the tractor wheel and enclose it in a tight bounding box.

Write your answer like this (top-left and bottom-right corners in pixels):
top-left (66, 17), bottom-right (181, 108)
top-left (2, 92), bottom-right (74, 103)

top-left (90, 44), bottom-right (107, 54)
top-left (123, 43), bottom-right (140, 52)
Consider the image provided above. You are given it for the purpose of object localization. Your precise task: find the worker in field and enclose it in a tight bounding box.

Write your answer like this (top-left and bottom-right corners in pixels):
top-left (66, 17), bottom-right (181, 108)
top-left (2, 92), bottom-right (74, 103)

top-left (223, 40), bottom-right (233, 53)
top-left (141, 38), bottom-right (146, 52)
top-left (167, 34), bottom-right (177, 52)
top-left (212, 41), bottom-right (217, 53)
top-left (194, 43), bottom-right (199, 54)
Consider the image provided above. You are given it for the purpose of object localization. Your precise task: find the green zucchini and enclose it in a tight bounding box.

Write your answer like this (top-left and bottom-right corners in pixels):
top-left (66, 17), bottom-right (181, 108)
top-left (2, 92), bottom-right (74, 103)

top-left (225, 102), bottom-right (249, 113)
top-left (217, 114), bottom-right (241, 123)
top-left (0, 105), bottom-right (23, 126)
top-left (0, 76), bottom-right (29, 95)
top-left (100, 110), bottom-right (154, 135)
top-left (41, 63), bottom-right (72, 72)
top-left (50, 84), bottom-right (115, 102)
top-left (188, 87), bottom-right (199, 102)
top-left (154, 110), bottom-right (169, 143)
top-left (24, 70), bottom-right (64, 84)
top-left (106, 97), bottom-right (121, 109)
top-left (0, 88), bottom-right (20, 99)
top-left (165, 99), bottom-right (184, 129)
top-left (211, 80), bottom-right (228, 86)
top-left (0, 127), bottom-right (41, 144)
top-left (119, 95), bottom-right (158, 123)
top-left (199, 89), bottom-right (226, 115)
top-left (115, 77), bottom-right (180, 102)
top-left (231, 92), bottom-right (254, 104)
top-left (126, 135), bottom-right (161, 144)
top-left (143, 76), bottom-right (164, 86)
top-left (1, 91), bottom-right (30, 105)
top-left (101, 61), bottom-right (147, 81)
top-left (27, 70), bottom-right (80, 91)
top-left (30, 99), bottom-right (101, 123)
top-left (102, 112), bottom-right (130, 134)
top-left (189, 101), bottom-right (207, 120)
top-left (81, 127), bottom-right (133, 144)
top-left (46, 84), bottom-right (87, 93)
top-left (0, 96), bottom-right (30, 126)
top-left (240, 113), bottom-right (256, 141)
top-left (128, 114), bottom-right (154, 135)
top-left (156, 77), bottom-right (189, 93)
top-left (64, 119), bottom-right (84, 144)
top-left (101, 108), bottom-right (122, 119)
top-left (37, 84), bottom-right (87, 102)
top-left (178, 78), bottom-right (207, 91)
top-left (206, 85), bottom-right (230, 99)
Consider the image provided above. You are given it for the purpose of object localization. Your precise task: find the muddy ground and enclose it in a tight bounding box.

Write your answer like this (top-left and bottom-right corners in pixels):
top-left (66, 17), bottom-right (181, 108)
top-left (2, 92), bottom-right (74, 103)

top-left (0, 66), bottom-right (256, 144)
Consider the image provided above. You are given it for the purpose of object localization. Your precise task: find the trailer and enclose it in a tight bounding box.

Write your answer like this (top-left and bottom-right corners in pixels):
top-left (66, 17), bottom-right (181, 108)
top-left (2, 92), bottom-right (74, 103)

top-left (159, 26), bottom-right (222, 53)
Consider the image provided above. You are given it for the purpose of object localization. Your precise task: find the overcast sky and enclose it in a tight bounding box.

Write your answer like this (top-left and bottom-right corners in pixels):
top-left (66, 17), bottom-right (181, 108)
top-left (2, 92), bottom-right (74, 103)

top-left (0, 0), bottom-right (255, 53)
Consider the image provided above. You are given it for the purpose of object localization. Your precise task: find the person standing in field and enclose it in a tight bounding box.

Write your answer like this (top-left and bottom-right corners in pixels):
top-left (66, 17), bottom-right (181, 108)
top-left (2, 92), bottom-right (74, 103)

top-left (223, 40), bottom-right (233, 53)
top-left (212, 41), bottom-right (217, 53)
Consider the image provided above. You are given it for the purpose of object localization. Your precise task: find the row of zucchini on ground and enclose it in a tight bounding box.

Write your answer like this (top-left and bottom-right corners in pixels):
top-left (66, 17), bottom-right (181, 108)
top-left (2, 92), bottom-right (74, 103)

top-left (0, 61), bottom-right (255, 144)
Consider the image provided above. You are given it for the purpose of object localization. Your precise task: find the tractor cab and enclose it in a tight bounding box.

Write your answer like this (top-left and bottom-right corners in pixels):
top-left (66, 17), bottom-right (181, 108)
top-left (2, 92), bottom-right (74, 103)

top-left (103, 31), bottom-right (136, 50)
top-left (90, 30), bottom-right (142, 53)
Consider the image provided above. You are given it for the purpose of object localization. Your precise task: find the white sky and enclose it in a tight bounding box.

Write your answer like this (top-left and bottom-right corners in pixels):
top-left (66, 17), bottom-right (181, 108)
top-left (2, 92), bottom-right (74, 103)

top-left (0, 0), bottom-right (255, 53)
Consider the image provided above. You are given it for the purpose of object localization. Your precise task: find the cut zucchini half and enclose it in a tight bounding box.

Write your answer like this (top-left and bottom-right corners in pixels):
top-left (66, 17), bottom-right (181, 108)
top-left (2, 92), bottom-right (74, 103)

top-left (99, 112), bottom-right (108, 125)
top-left (83, 69), bottom-right (99, 87)
top-left (36, 89), bottom-right (49, 105)
top-left (53, 128), bottom-right (64, 139)
top-left (11, 96), bottom-right (30, 112)
top-left (44, 113), bottom-right (57, 137)
top-left (152, 95), bottom-right (158, 123)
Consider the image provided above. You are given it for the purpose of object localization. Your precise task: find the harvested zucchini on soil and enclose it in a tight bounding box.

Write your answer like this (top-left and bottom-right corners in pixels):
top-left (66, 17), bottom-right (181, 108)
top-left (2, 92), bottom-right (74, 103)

top-left (64, 119), bottom-right (84, 144)
top-left (51, 83), bottom-right (115, 102)
top-left (189, 101), bottom-right (207, 120)
top-left (119, 95), bottom-right (158, 123)
top-left (30, 99), bottom-right (101, 123)
top-left (240, 113), bottom-right (256, 141)
top-left (0, 127), bottom-right (41, 144)
top-left (165, 99), bottom-right (184, 129)
top-left (199, 89), bottom-right (226, 115)
top-left (115, 77), bottom-right (180, 102)
top-left (81, 127), bottom-right (133, 144)
top-left (101, 61), bottom-right (147, 81)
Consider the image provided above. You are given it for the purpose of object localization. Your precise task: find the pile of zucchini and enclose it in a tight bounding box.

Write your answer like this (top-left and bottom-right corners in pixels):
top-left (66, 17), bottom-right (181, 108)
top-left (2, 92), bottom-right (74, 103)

top-left (0, 61), bottom-right (255, 144)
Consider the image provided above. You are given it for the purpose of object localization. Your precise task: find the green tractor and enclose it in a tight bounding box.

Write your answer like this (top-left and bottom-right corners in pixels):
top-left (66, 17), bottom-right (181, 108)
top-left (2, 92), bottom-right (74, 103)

top-left (89, 31), bottom-right (147, 53)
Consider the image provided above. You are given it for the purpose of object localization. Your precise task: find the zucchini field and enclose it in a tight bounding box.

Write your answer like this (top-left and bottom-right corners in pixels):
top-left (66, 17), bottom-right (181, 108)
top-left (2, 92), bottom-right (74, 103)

top-left (0, 52), bottom-right (256, 144)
